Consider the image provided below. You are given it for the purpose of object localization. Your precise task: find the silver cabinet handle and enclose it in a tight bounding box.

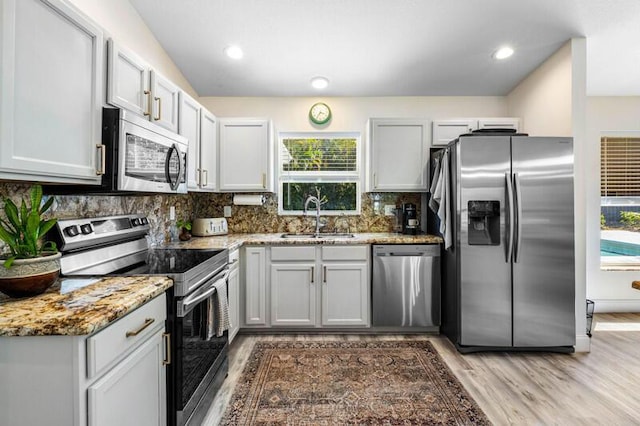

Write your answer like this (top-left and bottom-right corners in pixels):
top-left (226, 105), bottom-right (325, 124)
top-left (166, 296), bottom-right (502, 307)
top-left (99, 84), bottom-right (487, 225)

top-left (262, 173), bottom-right (266, 189)
top-left (196, 168), bottom-right (201, 185)
top-left (126, 318), bottom-right (155, 337)
top-left (514, 173), bottom-right (523, 263)
top-left (143, 90), bottom-right (151, 116)
top-left (162, 333), bottom-right (171, 365)
top-left (505, 172), bottom-right (514, 263)
top-left (154, 96), bottom-right (161, 121)
top-left (203, 169), bottom-right (208, 187)
top-left (323, 266), bottom-right (327, 283)
top-left (96, 144), bottom-right (106, 175)
top-left (310, 266), bottom-right (314, 283)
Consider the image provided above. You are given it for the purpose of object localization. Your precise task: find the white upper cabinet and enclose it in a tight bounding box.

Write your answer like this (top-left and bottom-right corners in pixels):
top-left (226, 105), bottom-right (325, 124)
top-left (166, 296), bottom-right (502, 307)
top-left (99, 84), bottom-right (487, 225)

top-left (179, 93), bottom-right (217, 192)
top-left (150, 70), bottom-right (179, 133)
top-left (179, 92), bottom-right (202, 190)
top-left (107, 39), bottom-right (179, 133)
top-left (431, 119), bottom-right (477, 146)
top-left (106, 39), bottom-right (149, 117)
top-left (432, 117), bottom-right (521, 146)
top-left (477, 117), bottom-right (521, 131)
top-left (367, 118), bottom-right (430, 192)
top-left (199, 108), bottom-right (217, 191)
top-left (218, 118), bottom-right (272, 192)
top-left (0, 0), bottom-right (104, 184)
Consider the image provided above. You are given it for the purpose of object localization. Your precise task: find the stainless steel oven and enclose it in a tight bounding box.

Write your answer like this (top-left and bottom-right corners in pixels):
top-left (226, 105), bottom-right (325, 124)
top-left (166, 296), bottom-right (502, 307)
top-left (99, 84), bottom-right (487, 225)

top-left (169, 266), bottom-right (229, 426)
top-left (50, 215), bottom-right (230, 426)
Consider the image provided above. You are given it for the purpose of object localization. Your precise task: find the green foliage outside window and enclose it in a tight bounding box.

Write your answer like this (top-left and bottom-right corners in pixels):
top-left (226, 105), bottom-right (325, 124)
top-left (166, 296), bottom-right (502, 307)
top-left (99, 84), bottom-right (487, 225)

top-left (280, 135), bottom-right (359, 214)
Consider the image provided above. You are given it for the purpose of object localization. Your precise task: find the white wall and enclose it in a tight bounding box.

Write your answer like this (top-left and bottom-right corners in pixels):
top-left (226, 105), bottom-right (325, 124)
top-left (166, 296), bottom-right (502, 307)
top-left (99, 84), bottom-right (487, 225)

top-left (506, 42), bottom-right (572, 136)
top-left (586, 97), bottom-right (640, 311)
top-left (68, 0), bottom-right (198, 98)
top-left (199, 96), bottom-right (508, 136)
top-left (505, 39), bottom-right (589, 351)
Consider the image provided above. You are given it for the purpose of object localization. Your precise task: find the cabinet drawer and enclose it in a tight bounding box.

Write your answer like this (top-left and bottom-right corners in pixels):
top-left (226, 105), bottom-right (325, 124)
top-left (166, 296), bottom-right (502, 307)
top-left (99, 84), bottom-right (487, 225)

top-left (271, 246), bottom-right (316, 261)
top-left (322, 245), bottom-right (368, 261)
top-left (87, 294), bottom-right (166, 379)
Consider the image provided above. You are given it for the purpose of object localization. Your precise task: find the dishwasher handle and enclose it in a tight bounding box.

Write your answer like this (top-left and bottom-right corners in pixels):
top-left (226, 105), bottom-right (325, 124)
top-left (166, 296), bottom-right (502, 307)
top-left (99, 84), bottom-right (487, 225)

top-left (373, 245), bottom-right (440, 257)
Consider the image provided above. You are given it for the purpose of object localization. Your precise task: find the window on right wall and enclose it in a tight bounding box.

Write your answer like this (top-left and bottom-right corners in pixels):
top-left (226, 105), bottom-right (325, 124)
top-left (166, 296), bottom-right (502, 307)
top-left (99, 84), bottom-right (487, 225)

top-left (600, 135), bottom-right (640, 270)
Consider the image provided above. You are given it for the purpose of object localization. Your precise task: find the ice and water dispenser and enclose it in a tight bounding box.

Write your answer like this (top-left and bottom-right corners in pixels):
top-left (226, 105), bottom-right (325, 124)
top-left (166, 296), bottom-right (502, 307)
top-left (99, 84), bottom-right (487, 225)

top-left (467, 201), bottom-right (500, 245)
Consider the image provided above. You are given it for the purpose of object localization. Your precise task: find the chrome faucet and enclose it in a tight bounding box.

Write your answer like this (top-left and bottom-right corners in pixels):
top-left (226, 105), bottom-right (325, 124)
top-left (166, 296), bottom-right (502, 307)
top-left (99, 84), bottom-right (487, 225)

top-left (303, 188), bottom-right (328, 236)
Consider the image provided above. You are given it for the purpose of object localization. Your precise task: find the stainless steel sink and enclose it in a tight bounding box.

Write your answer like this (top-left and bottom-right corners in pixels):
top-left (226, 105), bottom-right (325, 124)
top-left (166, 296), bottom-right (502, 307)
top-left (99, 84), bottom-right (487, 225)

top-left (280, 233), bottom-right (355, 239)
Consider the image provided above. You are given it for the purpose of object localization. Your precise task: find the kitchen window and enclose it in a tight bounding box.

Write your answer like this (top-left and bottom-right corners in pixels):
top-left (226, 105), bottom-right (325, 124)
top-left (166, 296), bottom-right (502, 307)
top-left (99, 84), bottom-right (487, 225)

top-left (600, 135), bottom-right (640, 269)
top-left (278, 132), bottom-right (361, 215)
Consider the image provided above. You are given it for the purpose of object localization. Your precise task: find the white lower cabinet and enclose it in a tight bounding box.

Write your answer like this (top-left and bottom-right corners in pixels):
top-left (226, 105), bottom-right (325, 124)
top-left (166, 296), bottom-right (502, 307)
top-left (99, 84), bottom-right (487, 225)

top-left (322, 263), bottom-right (369, 326)
top-left (240, 245), bottom-right (370, 329)
top-left (270, 263), bottom-right (317, 326)
top-left (243, 246), bottom-right (267, 325)
top-left (87, 328), bottom-right (166, 426)
top-left (0, 294), bottom-right (167, 426)
top-left (228, 249), bottom-right (240, 343)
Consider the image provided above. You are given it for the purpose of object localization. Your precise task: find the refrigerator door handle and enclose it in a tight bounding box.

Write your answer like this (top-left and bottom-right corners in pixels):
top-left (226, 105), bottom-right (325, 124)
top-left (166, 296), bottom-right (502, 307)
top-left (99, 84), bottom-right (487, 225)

top-left (514, 172), bottom-right (523, 263)
top-left (505, 172), bottom-right (515, 262)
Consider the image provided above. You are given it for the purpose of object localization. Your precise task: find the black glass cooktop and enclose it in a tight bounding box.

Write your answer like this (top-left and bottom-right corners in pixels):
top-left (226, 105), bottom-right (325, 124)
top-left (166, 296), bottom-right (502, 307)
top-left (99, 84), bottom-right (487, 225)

top-left (117, 248), bottom-right (226, 275)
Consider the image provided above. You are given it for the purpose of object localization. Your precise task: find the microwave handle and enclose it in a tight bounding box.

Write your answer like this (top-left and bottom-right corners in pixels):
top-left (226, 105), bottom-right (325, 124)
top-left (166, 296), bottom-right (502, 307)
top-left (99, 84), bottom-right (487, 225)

top-left (165, 143), bottom-right (183, 191)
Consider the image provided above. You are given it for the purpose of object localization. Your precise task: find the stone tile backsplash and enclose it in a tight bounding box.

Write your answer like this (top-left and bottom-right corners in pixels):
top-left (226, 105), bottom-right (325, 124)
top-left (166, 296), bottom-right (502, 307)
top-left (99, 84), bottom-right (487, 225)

top-left (0, 182), bottom-right (421, 253)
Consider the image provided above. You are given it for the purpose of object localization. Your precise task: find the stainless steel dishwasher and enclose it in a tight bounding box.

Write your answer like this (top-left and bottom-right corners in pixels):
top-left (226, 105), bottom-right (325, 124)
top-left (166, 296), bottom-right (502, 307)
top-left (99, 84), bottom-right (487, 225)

top-left (372, 245), bottom-right (441, 327)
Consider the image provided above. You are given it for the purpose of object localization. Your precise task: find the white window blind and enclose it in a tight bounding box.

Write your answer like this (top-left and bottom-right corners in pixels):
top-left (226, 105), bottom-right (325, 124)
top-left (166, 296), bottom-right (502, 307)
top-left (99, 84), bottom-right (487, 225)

top-left (278, 132), bottom-right (361, 215)
top-left (280, 137), bottom-right (358, 174)
top-left (601, 137), bottom-right (640, 196)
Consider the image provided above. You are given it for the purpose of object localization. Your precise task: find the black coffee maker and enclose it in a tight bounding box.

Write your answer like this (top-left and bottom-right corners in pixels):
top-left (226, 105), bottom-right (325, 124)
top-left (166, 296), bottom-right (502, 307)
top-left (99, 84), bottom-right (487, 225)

top-left (402, 203), bottom-right (419, 235)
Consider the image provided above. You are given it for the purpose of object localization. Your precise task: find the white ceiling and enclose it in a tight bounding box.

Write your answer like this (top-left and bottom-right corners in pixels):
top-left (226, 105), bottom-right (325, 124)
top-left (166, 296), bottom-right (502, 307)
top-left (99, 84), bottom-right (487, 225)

top-left (129, 0), bottom-right (640, 97)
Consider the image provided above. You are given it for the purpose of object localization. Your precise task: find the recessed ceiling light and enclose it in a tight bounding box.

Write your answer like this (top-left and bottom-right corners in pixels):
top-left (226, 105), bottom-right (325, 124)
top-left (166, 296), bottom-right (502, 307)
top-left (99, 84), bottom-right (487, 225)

top-left (224, 45), bottom-right (243, 60)
top-left (311, 76), bottom-right (329, 90)
top-left (493, 46), bottom-right (514, 60)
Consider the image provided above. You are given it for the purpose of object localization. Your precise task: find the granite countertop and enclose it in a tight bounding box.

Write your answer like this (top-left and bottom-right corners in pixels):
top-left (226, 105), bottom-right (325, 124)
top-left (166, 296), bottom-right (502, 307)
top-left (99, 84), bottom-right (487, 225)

top-left (0, 232), bottom-right (438, 337)
top-left (0, 276), bottom-right (172, 337)
top-left (169, 232), bottom-right (443, 250)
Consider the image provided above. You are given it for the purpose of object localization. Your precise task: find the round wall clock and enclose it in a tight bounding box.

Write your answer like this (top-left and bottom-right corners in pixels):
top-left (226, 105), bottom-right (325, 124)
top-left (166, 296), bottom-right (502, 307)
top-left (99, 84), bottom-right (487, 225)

top-left (309, 102), bottom-right (331, 125)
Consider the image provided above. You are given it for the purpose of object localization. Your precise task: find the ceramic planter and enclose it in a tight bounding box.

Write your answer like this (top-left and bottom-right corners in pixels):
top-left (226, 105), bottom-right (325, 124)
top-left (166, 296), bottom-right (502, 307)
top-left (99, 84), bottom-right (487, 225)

top-left (0, 252), bottom-right (61, 298)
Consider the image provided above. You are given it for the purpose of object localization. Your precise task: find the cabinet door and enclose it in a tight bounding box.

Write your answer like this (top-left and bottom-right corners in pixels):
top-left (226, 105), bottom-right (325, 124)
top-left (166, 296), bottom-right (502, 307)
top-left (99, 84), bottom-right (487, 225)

top-left (199, 108), bottom-right (218, 191)
top-left (244, 247), bottom-right (267, 325)
top-left (178, 92), bottom-right (202, 190)
top-left (270, 263), bottom-right (317, 326)
top-left (150, 70), bottom-right (179, 133)
top-left (432, 119), bottom-right (477, 146)
top-left (228, 264), bottom-right (240, 343)
top-left (0, 0), bottom-right (104, 184)
top-left (107, 39), bottom-right (150, 117)
top-left (87, 328), bottom-right (166, 426)
top-left (369, 119), bottom-right (429, 191)
top-left (322, 263), bottom-right (369, 326)
top-left (477, 117), bottom-right (521, 132)
top-left (218, 118), bottom-right (271, 192)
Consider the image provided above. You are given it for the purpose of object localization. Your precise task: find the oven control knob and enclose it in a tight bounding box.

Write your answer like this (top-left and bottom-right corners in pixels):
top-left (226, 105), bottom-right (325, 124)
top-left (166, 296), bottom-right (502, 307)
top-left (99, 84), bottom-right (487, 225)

top-left (80, 224), bottom-right (93, 235)
top-left (132, 218), bottom-right (141, 226)
top-left (64, 225), bottom-right (79, 237)
top-left (141, 217), bottom-right (149, 225)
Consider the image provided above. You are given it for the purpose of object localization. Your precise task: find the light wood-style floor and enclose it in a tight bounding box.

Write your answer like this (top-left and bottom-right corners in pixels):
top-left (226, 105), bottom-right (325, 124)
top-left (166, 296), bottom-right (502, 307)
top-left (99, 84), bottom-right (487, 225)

top-left (203, 313), bottom-right (640, 425)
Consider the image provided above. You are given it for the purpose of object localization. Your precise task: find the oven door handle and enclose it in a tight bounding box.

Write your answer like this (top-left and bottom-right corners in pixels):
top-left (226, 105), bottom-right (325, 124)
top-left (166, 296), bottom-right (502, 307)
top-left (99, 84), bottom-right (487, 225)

top-left (177, 269), bottom-right (230, 317)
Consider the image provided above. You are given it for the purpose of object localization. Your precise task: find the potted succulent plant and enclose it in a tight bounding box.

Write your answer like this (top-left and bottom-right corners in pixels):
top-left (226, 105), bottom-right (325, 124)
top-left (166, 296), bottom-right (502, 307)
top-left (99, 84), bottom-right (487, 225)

top-left (177, 219), bottom-right (192, 241)
top-left (0, 185), bottom-right (60, 297)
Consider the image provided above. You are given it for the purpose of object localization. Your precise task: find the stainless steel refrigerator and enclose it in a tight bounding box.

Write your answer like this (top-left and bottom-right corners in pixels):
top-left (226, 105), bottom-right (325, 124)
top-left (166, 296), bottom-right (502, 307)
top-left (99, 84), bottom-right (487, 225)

top-left (435, 133), bottom-right (575, 353)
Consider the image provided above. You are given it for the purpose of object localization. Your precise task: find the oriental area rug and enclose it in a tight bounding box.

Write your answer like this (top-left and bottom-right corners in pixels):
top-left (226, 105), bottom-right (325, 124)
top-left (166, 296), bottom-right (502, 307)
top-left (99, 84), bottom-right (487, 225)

top-left (220, 340), bottom-right (491, 425)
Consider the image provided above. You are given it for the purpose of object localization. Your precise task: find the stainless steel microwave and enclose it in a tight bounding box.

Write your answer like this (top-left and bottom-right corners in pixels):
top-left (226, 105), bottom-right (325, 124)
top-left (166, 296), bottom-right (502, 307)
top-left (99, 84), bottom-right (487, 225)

top-left (46, 108), bottom-right (187, 195)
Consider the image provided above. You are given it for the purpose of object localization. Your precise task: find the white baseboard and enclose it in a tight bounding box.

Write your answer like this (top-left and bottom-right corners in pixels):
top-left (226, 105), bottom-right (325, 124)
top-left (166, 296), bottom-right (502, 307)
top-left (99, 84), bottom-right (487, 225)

top-left (589, 299), bottom-right (640, 313)
top-left (574, 334), bottom-right (591, 353)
